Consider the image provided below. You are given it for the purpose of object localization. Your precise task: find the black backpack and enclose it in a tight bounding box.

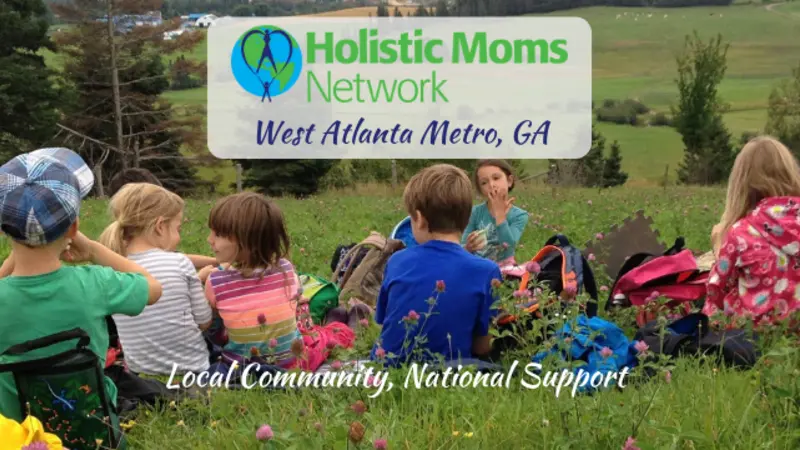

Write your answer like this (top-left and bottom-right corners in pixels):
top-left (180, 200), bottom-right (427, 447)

top-left (0, 328), bottom-right (125, 450)
top-left (490, 235), bottom-right (599, 359)
top-left (635, 313), bottom-right (760, 369)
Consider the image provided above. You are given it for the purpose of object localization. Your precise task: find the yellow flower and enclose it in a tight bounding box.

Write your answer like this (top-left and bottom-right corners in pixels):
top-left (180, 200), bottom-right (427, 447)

top-left (120, 420), bottom-right (136, 431)
top-left (465, 432), bottom-right (474, 438)
top-left (177, 420), bottom-right (186, 427)
top-left (452, 431), bottom-right (460, 436)
top-left (0, 413), bottom-right (64, 450)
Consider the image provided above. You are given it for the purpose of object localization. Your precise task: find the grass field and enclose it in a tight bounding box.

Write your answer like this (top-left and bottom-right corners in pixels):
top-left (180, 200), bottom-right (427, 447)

top-left (3, 186), bottom-right (797, 449)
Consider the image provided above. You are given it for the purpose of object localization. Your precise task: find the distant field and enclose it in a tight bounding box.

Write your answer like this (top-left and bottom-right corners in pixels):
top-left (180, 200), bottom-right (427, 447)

top-left (42, 3), bottom-right (800, 188)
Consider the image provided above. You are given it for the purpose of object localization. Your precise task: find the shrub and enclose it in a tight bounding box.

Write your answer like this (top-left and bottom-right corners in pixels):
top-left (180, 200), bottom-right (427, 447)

top-left (650, 112), bottom-right (673, 127)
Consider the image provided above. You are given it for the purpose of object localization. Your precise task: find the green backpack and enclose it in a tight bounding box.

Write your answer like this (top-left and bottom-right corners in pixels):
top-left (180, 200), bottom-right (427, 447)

top-left (0, 328), bottom-right (125, 450)
top-left (299, 272), bottom-right (340, 324)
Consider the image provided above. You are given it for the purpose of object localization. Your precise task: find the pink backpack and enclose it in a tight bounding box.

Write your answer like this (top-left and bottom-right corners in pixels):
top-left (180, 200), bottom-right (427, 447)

top-left (607, 238), bottom-right (709, 327)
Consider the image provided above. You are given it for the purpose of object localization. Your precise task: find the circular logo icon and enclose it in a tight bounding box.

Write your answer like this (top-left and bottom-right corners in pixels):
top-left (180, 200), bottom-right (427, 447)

top-left (231, 25), bottom-right (303, 102)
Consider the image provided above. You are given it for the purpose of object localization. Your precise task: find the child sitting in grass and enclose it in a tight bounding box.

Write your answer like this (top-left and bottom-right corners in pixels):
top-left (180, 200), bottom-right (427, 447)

top-left (372, 164), bottom-right (503, 367)
top-left (706, 136), bottom-right (800, 329)
top-left (0, 148), bottom-right (162, 421)
top-left (462, 159), bottom-right (530, 268)
top-left (98, 182), bottom-right (213, 376)
top-left (203, 192), bottom-right (356, 372)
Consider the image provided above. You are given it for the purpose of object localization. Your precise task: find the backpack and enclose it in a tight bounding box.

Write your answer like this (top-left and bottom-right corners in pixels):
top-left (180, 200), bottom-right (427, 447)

top-left (634, 313), bottom-right (760, 370)
top-left (490, 235), bottom-right (598, 359)
top-left (607, 237), bottom-right (709, 327)
top-left (500, 234), bottom-right (599, 324)
top-left (331, 232), bottom-right (405, 308)
top-left (0, 328), bottom-right (125, 450)
top-left (299, 272), bottom-right (340, 324)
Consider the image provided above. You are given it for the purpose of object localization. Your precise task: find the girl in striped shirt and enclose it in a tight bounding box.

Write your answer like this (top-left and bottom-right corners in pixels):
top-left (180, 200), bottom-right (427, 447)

top-left (202, 192), bottom-right (356, 372)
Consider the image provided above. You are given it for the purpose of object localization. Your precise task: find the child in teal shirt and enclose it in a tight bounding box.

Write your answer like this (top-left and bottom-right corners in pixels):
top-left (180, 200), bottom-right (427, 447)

top-left (462, 160), bottom-right (529, 264)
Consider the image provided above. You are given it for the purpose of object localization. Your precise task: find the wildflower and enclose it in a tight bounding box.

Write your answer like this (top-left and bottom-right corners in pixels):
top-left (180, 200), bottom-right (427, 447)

top-left (587, 200), bottom-right (593, 206)
top-left (436, 280), bottom-right (446, 292)
top-left (359, 318), bottom-right (370, 328)
top-left (600, 285), bottom-right (609, 292)
top-left (595, 232), bottom-right (604, 240)
top-left (404, 310), bottom-right (420, 322)
top-left (452, 431), bottom-right (460, 436)
top-left (542, 418), bottom-right (550, 427)
top-left (622, 436), bottom-right (640, 450)
top-left (314, 422), bottom-right (324, 433)
top-left (374, 438), bottom-right (388, 449)
top-left (465, 432), bottom-right (474, 438)
top-left (600, 346), bottom-right (613, 359)
top-left (665, 371), bottom-right (672, 384)
top-left (587, 253), bottom-right (596, 261)
top-left (525, 261), bottom-right (541, 274)
top-left (331, 360), bottom-right (343, 371)
top-left (250, 346), bottom-right (260, 357)
top-left (257, 313), bottom-right (267, 325)
top-left (375, 347), bottom-right (386, 359)
top-left (491, 278), bottom-right (502, 289)
top-left (646, 291), bottom-right (660, 301)
top-left (513, 290), bottom-right (532, 299)
top-left (563, 284), bottom-right (578, 297)
top-left (120, 420), bottom-right (136, 431)
top-left (300, 247), bottom-right (306, 253)
top-left (348, 421), bottom-right (366, 444)
top-left (502, 242), bottom-right (509, 249)
top-left (177, 420), bottom-right (185, 427)
top-left (351, 400), bottom-right (367, 415)
top-left (210, 420), bottom-right (218, 428)
top-left (21, 443), bottom-right (48, 450)
top-left (256, 424), bottom-right (274, 441)
top-left (366, 375), bottom-right (377, 387)
top-left (634, 340), bottom-right (649, 355)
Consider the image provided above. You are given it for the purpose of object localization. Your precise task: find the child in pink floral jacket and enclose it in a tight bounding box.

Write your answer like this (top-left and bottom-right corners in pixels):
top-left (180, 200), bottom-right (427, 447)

top-left (705, 136), bottom-right (800, 329)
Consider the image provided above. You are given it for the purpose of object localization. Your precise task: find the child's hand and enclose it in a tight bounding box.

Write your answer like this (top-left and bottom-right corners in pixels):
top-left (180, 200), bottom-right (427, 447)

top-left (197, 265), bottom-right (215, 283)
top-left (465, 231), bottom-right (486, 253)
top-left (61, 231), bottom-right (95, 263)
top-left (488, 189), bottom-right (514, 223)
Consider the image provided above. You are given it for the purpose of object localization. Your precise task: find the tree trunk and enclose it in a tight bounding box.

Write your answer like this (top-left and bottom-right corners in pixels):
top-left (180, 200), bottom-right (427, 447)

top-left (94, 162), bottom-right (105, 198)
top-left (106, 0), bottom-right (126, 170)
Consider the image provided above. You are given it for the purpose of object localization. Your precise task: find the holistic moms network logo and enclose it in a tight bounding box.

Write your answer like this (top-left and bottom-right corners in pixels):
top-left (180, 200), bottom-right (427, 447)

top-left (231, 25), bottom-right (303, 102)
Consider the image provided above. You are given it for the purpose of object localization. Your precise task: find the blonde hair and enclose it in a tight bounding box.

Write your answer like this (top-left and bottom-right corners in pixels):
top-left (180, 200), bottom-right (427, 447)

top-left (98, 183), bottom-right (184, 255)
top-left (718, 136), bottom-right (800, 237)
top-left (403, 164), bottom-right (473, 233)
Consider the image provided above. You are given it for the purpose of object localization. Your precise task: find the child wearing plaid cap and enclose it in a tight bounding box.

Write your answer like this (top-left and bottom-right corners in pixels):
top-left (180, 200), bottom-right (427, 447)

top-left (0, 148), bottom-right (163, 422)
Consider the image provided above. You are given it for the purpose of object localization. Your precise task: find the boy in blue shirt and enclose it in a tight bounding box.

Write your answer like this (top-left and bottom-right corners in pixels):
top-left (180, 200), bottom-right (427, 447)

top-left (372, 164), bottom-right (503, 366)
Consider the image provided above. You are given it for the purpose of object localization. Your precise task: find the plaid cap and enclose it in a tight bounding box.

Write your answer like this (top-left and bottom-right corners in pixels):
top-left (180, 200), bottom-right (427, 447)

top-left (0, 148), bottom-right (94, 246)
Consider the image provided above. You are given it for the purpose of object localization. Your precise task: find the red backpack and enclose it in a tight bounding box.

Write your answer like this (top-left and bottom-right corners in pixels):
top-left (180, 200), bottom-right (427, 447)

top-left (606, 238), bottom-right (709, 327)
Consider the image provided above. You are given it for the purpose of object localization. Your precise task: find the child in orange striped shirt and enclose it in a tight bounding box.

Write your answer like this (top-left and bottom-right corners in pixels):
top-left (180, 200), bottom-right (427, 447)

top-left (202, 193), bottom-right (355, 371)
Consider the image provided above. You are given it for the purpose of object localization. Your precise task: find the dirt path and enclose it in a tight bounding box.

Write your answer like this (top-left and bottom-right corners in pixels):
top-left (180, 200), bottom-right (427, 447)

top-left (764, 1), bottom-right (799, 17)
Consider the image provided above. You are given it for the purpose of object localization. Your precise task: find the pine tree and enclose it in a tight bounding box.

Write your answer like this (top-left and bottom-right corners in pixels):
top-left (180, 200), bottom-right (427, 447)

top-left (672, 32), bottom-right (734, 185)
top-left (51, 0), bottom-right (208, 196)
top-left (0, 0), bottom-right (64, 157)
top-left (602, 141), bottom-right (628, 188)
top-left (435, 0), bottom-right (449, 16)
top-left (239, 160), bottom-right (338, 198)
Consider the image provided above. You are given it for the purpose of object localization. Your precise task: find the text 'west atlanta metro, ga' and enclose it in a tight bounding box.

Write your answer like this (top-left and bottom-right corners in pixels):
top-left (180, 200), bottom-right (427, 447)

top-left (207, 17), bottom-right (592, 159)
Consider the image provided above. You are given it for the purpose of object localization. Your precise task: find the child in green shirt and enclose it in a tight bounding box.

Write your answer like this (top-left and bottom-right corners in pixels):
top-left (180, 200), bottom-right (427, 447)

top-left (462, 159), bottom-right (530, 266)
top-left (0, 148), bottom-right (162, 422)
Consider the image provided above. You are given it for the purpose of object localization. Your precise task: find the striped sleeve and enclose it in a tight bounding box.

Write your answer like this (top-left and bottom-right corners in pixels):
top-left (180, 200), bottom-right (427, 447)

top-left (180, 255), bottom-right (213, 325)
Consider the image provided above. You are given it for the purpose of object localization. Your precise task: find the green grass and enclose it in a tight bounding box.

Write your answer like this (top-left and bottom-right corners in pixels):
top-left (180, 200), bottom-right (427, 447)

top-left (3, 187), bottom-right (797, 449)
top-left (40, 4), bottom-right (800, 186)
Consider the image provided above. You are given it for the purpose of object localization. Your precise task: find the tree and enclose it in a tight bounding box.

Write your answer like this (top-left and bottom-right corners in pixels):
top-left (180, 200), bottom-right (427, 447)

top-left (765, 62), bottom-right (800, 155)
top-left (547, 125), bottom-right (627, 188)
top-left (602, 141), bottom-right (628, 188)
top-left (0, 0), bottom-right (64, 158)
top-left (239, 160), bottom-right (338, 198)
top-left (672, 32), bottom-right (734, 185)
top-left (50, 0), bottom-right (209, 196)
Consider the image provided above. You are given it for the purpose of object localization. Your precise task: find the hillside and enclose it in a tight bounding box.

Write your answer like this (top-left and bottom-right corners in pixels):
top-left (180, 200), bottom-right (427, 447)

top-left (43, 2), bottom-right (800, 187)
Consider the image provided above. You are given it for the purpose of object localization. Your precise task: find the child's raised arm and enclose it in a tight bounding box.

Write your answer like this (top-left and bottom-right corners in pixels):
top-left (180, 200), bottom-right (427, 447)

top-left (66, 231), bottom-right (162, 305)
top-left (186, 254), bottom-right (218, 270)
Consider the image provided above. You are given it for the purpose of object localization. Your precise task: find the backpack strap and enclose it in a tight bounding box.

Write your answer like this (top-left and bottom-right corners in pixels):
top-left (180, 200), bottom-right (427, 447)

top-left (332, 236), bottom-right (383, 288)
top-left (519, 245), bottom-right (568, 292)
top-left (1, 328), bottom-right (90, 357)
top-left (581, 257), bottom-right (599, 318)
